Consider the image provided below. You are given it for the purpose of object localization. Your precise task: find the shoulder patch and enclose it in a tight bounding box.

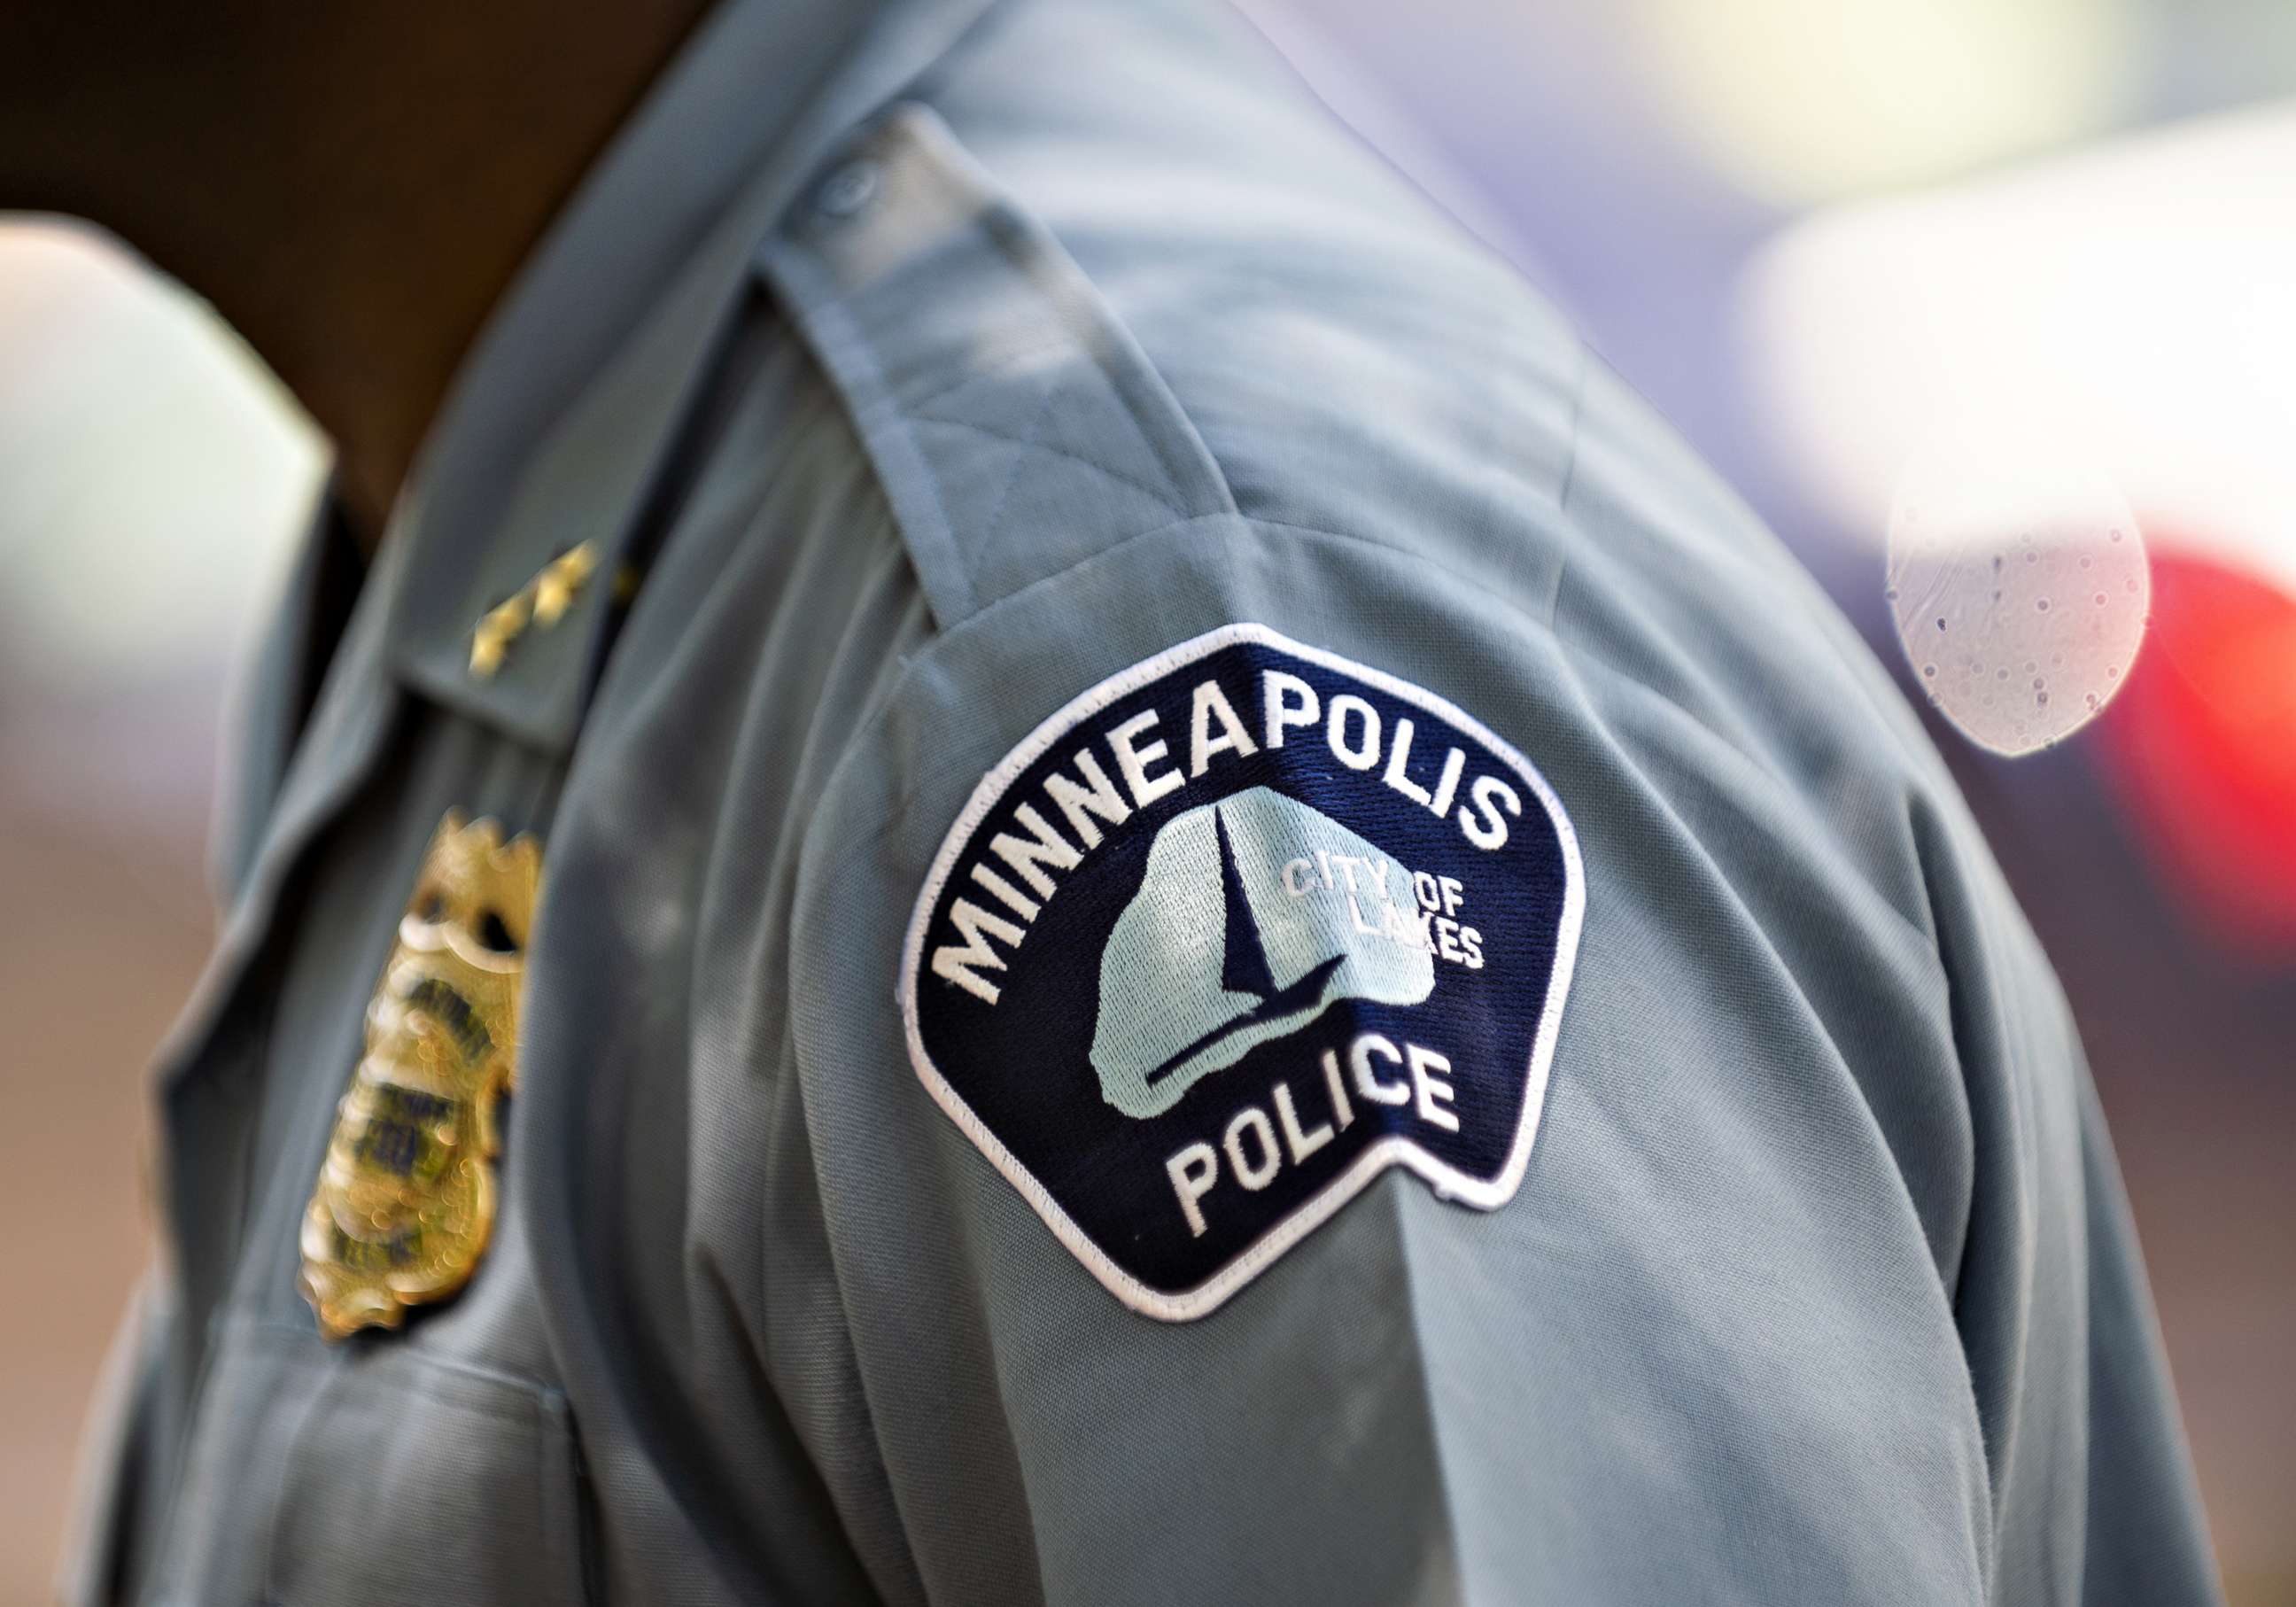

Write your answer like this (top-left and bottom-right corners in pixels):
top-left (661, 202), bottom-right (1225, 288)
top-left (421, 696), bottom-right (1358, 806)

top-left (900, 623), bottom-right (1582, 1320)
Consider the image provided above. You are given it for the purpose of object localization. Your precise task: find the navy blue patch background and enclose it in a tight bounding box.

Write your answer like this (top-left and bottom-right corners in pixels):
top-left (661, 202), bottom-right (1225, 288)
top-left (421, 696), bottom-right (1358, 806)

top-left (914, 640), bottom-right (1570, 1298)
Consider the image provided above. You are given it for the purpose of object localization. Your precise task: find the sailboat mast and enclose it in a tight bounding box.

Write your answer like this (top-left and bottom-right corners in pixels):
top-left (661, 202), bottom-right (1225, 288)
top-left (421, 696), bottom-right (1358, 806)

top-left (1214, 808), bottom-right (1278, 1000)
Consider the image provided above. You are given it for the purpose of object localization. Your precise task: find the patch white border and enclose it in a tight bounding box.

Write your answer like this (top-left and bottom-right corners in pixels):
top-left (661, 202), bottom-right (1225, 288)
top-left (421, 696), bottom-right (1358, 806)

top-left (899, 623), bottom-right (1585, 1322)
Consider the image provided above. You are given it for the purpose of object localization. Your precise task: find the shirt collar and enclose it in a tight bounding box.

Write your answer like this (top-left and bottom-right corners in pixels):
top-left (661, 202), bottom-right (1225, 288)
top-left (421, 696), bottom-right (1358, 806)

top-left (378, 0), bottom-right (996, 751)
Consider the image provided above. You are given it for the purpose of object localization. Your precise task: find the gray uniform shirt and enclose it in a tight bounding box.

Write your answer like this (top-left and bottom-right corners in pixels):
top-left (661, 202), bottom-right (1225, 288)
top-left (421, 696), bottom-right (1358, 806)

top-left (64, 0), bottom-right (2221, 1603)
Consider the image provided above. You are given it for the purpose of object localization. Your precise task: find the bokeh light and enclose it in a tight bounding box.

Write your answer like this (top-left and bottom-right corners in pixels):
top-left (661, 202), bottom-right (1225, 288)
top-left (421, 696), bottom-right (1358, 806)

top-left (1887, 430), bottom-right (2148, 754)
top-left (2099, 547), bottom-right (2296, 952)
top-left (1739, 100), bottom-right (2296, 606)
top-left (0, 220), bottom-right (322, 691)
top-left (1630, 0), bottom-right (2138, 205)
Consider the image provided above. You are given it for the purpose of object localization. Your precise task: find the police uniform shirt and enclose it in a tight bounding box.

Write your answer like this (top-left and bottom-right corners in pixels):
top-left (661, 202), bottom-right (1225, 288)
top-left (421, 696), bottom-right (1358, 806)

top-left (63, 0), bottom-right (2222, 1603)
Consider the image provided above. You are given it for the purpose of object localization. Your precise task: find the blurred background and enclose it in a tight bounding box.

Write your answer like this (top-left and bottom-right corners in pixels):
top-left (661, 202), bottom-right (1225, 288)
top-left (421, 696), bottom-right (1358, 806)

top-left (2, 0), bottom-right (2290, 1599)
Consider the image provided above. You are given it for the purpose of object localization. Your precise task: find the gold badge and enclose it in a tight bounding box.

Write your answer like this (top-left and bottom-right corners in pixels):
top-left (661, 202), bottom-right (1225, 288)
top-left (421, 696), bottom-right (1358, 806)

top-left (299, 811), bottom-right (542, 1339)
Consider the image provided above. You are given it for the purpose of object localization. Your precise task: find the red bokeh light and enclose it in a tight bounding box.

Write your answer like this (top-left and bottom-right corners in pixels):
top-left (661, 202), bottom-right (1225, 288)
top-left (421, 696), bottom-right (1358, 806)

top-left (2098, 544), bottom-right (2296, 954)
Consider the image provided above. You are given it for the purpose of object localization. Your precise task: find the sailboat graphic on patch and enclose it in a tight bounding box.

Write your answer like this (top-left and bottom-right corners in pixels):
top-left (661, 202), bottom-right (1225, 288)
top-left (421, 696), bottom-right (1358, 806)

top-left (1092, 786), bottom-right (1436, 1119)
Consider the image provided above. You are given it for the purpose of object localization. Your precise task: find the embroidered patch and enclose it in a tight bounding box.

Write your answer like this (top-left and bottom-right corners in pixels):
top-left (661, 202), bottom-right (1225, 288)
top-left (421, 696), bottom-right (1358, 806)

top-left (900, 623), bottom-right (1582, 1320)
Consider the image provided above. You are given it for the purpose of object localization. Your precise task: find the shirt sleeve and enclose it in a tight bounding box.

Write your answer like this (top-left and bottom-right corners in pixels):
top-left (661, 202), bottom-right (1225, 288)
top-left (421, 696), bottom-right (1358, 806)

top-left (725, 492), bottom-right (2215, 1604)
top-left (528, 115), bottom-right (2215, 1591)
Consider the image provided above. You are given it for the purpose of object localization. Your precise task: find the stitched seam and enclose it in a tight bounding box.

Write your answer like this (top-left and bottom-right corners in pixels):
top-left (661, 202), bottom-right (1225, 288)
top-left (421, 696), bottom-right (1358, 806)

top-left (904, 412), bottom-right (1188, 518)
top-left (898, 333), bottom-right (1077, 415)
top-left (805, 510), bottom-right (1945, 977)
top-left (976, 198), bottom-right (1235, 521)
top-left (808, 511), bottom-right (1794, 877)
top-left (795, 508), bottom-right (1234, 892)
top-left (952, 382), bottom-right (1065, 553)
top-left (771, 248), bottom-right (981, 624)
top-left (820, 508), bottom-right (1649, 845)
top-left (1094, 331), bottom-right (1231, 520)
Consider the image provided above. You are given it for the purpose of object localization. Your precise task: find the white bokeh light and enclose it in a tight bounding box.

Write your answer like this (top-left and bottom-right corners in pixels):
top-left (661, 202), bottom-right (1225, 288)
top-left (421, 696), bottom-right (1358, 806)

top-left (1887, 428), bottom-right (2149, 754)
top-left (1740, 100), bottom-right (2296, 608)
top-left (0, 220), bottom-right (324, 690)
top-left (1632, 0), bottom-right (2136, 205)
